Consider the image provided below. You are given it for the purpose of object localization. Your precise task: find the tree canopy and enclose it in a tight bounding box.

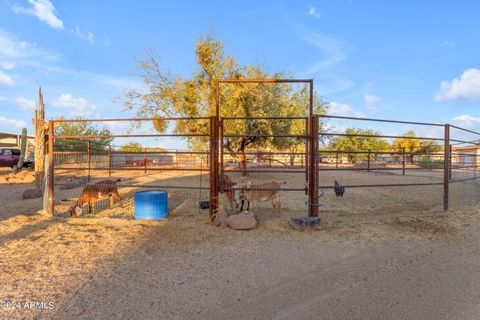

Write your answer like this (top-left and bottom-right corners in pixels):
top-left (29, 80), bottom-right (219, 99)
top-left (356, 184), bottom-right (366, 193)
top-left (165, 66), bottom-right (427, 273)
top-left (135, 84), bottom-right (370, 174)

top-left (327, 128), bottom-right (390, 162)
top-left (53, 116), bottom-right (113, 152)
top-left (118, 142), bottom-right (144, 152)
top-left (120, 31), bottom-right (326, 174)
top-left (392, 130), bottom-right (441, 161)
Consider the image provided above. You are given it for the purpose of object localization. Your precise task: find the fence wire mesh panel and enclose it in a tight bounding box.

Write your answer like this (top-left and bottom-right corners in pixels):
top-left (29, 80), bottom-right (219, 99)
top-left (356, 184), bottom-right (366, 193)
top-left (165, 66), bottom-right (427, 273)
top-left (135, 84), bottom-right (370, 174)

top-left (219, 116), bottom-right (310, 216)
top-left (316, 115), bottom-right (454, 216)
top-left (52, 118), bottom-right (211, 218)
top-left (49, 96), bottom-right (480, 220)
top-left (449, 125), bottom-right (480, 211)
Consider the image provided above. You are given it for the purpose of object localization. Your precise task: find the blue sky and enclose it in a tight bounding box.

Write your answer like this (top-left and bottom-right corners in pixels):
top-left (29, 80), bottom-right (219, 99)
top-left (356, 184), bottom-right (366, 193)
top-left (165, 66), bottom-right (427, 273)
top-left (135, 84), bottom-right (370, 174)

top-left (1, 0), bottom-right (480, 147)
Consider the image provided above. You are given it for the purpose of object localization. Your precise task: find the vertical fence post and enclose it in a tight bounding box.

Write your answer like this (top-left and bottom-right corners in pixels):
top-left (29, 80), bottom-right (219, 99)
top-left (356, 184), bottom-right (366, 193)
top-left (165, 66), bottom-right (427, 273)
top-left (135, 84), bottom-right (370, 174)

top-left (308, 115), bottom-right (319, 217)
top-left (47, 120), bottom-right (54, 215)
top-left (220, 118), bottom-right (224, 178)
top-left (444, 124), bottom-right (450, 211)
top-left (176, 149), bottom-right (179, 168)
top-left (87, 140), bottom-right (91, 182)
top-left (144, 148), bottom-right (147, 174)
top-left (108, 144), bottom-right (112, 177)
top-left (402, 147), bottom-right (406, 176)
top-left (449, 144), bottom-right (453, 180)
top-left (367, 150), bottom-right (371, 172)
top-left (305, 117), bottom-right (309, 195)
top-left (336, 150), bottom-right (339, 169)
top-left (209, 116), bottom-right (219, 222)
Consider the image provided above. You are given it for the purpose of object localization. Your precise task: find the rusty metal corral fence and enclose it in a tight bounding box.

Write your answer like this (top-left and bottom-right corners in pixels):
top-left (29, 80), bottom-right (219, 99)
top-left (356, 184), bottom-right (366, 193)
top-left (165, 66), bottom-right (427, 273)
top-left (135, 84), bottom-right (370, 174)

top-left (45, 78), bottom-right (480, 220)
top-left (47, 117), bottom-right (213, 217)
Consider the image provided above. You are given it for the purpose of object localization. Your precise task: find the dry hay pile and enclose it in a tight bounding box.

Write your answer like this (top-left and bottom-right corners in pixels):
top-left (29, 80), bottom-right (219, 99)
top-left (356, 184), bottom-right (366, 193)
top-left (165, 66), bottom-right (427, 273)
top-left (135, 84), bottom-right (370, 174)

top-left (0, 168), bottom-right (35, 184)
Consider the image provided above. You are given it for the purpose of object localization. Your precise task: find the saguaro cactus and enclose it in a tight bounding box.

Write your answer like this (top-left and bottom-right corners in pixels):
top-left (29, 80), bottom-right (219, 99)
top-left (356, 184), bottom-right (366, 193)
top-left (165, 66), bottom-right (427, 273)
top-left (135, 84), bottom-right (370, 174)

top-left (16, 128), bottom-right (27, 171)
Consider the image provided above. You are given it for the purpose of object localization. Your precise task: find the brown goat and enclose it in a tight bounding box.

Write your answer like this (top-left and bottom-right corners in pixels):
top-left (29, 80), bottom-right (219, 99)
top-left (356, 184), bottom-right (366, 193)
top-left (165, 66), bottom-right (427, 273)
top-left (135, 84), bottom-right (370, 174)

top-left (69, 179), bottom-right (123, 217)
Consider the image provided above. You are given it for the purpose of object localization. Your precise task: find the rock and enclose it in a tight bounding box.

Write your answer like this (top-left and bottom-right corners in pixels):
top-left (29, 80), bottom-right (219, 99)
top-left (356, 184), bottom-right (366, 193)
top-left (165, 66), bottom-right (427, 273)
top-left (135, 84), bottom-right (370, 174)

top-left (214, 208), bottom-right (229, 227)
top-left (22, 189), bottom-right (42, 199)
top-left (226, 212), bottom-right (257, 230)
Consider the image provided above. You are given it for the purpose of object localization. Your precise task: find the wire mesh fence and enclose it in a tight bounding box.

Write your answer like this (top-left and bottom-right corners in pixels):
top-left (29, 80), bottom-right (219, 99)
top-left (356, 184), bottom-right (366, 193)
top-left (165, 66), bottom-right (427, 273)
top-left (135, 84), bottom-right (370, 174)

top-left (48, 111), bottom-right (480, 220)
top-left (51, 118), bottom-right (211, 218)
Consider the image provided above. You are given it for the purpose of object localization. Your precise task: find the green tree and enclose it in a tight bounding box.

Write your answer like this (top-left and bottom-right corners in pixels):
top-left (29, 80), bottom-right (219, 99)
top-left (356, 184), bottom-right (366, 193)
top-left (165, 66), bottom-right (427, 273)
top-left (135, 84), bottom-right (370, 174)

top-left (119, 32), bottom-right (326, 175)
top-left (328, 128), bottom-right (391, 163)
top-left (54, 116), bottom-right (113, 152)
top-left (119, 142), bottom-right (144, 152)
top-left (392, 131), bottom-right (440, 162)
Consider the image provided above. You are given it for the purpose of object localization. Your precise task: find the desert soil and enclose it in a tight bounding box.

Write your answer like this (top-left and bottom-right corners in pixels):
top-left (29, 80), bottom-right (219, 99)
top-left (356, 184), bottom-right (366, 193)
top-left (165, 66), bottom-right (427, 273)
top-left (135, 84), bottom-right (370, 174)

top-left (1, 167), bottom-right (480, 319)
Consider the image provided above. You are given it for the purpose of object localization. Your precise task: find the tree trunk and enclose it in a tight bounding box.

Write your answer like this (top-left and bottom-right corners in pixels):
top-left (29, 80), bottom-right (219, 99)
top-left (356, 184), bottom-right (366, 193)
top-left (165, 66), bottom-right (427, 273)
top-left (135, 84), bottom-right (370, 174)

top-left (225, 142), bottom-right (249, 176)
top-left (34, 87), bottom-right (46, 191)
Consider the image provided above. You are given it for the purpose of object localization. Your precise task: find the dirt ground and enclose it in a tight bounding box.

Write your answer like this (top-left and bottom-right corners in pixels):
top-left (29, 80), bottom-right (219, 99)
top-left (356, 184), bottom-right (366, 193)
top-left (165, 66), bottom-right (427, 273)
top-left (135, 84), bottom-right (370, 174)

top-left (1, 167), bottom-right (480, 319)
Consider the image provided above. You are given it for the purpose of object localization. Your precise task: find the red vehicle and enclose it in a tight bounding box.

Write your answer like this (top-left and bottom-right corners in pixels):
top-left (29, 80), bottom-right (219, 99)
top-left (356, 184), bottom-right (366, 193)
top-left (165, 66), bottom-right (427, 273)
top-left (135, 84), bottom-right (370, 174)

top-left (0, 148), bottom-right (20, 167)
top-left (0, 148), bottom-right (33, 168)
top-left (125, 159), bottom-right (154, 166)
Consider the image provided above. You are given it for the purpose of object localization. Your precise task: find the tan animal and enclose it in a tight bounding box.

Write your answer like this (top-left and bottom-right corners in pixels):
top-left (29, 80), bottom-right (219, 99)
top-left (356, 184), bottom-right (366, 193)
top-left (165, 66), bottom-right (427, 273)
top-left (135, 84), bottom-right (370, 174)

top-left (234, 178), bottom-right (286, 214)
top-left (69, 179), bottom-right (123, 217)
top-left (219, 173), bottom-right (235, 210)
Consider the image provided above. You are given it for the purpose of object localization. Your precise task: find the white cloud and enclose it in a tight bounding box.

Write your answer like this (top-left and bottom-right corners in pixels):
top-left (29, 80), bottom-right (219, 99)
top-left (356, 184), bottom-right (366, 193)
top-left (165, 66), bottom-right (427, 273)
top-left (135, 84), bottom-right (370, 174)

top-left (0, 29), bottom-right (59, 61)
top-left (440, 40), bottom-right (455, 49)
top-left (72, 26), bottom-right (95, 45)
top-left (452, 114), bottom-right (480, 128)
top-left (0, 61), bottom-right (15, 69)
top-left (0, 70), bottom-right (13, 86)
top-left (12, 0), bottom-right (63, 29)
top-left (52, 94), bottom-right (97, 117)
top-left (364, 94), bottom-right (380, 109)
top-left (435, 68), bottom-right (480, 101)
top-left (15, 97), bottom-right (35, 111)
top-left (0, 116), bottom-right (26, 128)
top-left (308, 6), bottom-right (321, 19)
top-left (327, 101), bottom-right (363, 117)
top-left (0, 30), bottom-right (29, 58)
top-left (300, 28), bottom-right (349, 74)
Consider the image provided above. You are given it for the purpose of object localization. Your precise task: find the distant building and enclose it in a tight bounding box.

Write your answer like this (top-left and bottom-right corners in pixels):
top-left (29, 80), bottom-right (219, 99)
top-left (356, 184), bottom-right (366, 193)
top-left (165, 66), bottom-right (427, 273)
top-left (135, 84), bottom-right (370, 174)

top-left (452, 146), bottom-right (480, 167)
top-left (0, 132), bottom-right (34, 148)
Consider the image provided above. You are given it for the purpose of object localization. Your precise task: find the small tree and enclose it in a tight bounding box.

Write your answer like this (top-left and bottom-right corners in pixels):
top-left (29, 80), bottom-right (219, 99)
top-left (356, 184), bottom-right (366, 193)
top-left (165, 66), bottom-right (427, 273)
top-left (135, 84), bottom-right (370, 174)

top-left (392, 131), bottom-right (440, 162)
top-left (54, 116), bottom-right (113, 152)
top-left (328, 128), bottom-right (390, 163)
top-left (119, 142), bottom-right (144, 152)
top-left (119, 32), bottom-right (326, 175)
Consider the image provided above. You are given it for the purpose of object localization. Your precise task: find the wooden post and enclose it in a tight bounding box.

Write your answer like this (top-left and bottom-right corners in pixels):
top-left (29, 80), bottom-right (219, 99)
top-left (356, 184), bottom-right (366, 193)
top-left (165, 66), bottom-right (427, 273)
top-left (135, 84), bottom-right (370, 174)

top-left (87, 140), bottom-right (91, 182)
top-left (34, 87), bottom-right (46, 191)
top-left (308, 115), bottom-right (319, 217)
top-left (176, 149), bottom-right (179, 168)
top-left (47, 120), bottom-right (54, 215)
top-left (444, 124), bottom-right (450, 211)
top-left (336, 150), bottom-right (339, 169)
top-left (402, 147), bottom-right (406, 176)
top-left (108, 145), bottom-right (112, 177)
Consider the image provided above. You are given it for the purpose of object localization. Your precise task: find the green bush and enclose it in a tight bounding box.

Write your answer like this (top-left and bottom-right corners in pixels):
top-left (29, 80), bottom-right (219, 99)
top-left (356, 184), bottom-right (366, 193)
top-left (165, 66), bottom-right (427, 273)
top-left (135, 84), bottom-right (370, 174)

top-left (416, 157), bottom-right (444, 169)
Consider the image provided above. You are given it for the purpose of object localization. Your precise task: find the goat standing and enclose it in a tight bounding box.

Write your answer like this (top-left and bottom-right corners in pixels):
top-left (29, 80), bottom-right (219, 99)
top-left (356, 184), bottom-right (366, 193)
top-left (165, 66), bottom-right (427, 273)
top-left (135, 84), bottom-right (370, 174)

top-left (69, 179), bottom-right (123, 217)
top-left (234, 178), bottom-right (286, 215)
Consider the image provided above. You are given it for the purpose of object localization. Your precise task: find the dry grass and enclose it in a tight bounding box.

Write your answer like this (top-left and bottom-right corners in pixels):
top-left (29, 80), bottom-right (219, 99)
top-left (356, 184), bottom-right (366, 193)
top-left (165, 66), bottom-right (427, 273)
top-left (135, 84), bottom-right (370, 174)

top-left (0, 166), bottom-right (479, 318)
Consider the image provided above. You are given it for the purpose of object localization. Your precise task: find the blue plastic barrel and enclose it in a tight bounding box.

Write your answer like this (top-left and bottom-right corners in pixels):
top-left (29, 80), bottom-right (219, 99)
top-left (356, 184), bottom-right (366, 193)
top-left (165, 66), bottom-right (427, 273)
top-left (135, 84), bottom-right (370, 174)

top-left (134, 190), bottom-right (168, 220)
